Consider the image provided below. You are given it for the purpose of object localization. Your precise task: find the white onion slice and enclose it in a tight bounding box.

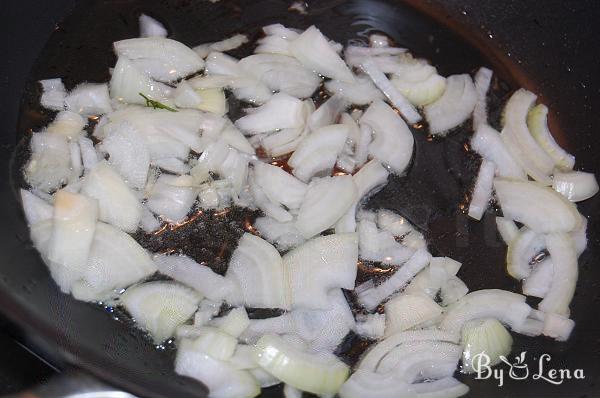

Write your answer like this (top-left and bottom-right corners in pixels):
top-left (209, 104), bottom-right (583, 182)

top-left (253, 162), bottom-right (307, 210)
top-left (355, 313), bottom-right (386, 339)
top-left (253, 334), bottom-right (350, 395)
top-left (385, 293), bottom-right (443, 335)
top-left (248, 172), bottom-right (293, 223)
top-left (283, 233), bottom-right (358, 310)
top-left (78, 137), bottom-right (99, 173)
top-left (288, 124), bottom-right (349, 182)
top-left (110, 56), bottom-right (173, 105)
top-left (193, 34), bottom-right (249, 58)
top-left (121, 281), bottom-right (201, 343)
top-left (253, 217), bottom-right (305, 251)
top-left (114, 37), bottom-right (204, 82)
top-left (153, 157), bottom-right (190, 175)
top-left (424, 74), bottom-right (477, 135)
top-left (358, 249), bottom-right (431, 310)
top-left (295, 176), bottom-right (357, 238)
top-left (538, 233), bottom-right (578, 317)
top-left (226, 233), bottom-right (286, 309)
top-left (46, 111), bottom-right (86, 140)
top-left (154, 253), bottom-right (236, 302)
top-left (39, 78), bottom-right (66, 111)
top-left (290, 25), bottom-right (354, 83)
top-left (461, 318), bottom-right (512, 373)
top-left (81, 161), bottom-right (142, 233)
top-left (552, 171), bottom-right (599, 202)
top-left (211, 307), bottom-right (249, 338)
top-left (361, 59), bottom-right (421, 124)
top-left (65, 83), bottom-right (112, 116)
top-left (377, 209), bottom-right (414, 237)
top-left (20, 190), bottom-right (53, 225)
top-left (147, 174), bottom-right (196, 222)
top-left (440, 276), bottom-right (469, 306)
top-left (361, 100), bottom-right (415, 175)
top-left (25, 132), bottom-right (72, 193)
top-left (391, 72), bottom-right (446, 107)
top-left (541, 312), bottom-right (575, 342)
top-left (495, 216), bottom-right (519, 245)
top-left (472, 67), bottom-right (493, 129)
top-left (506, 227), bottom-right (545, 280)
top-left (470, 124), bottom-right (525, 179)
top-left (494, 178), bottom-right (581, 233)
top-left (139, 14), bottom-right (168, 38)
top-left (403, 257), bottom-right (459, 299)
top-left (325, 75), bottom-right (384, 105)
top-left (522, 259), bottom-right (553, 298)
top-left (527, 104), bottom-right (575, 169)
top-left (236, 93), bottom-right (306, 134)
top-left (47, 190), bottom-right (98, 273)
top-left (468, 159), bottom-right (495, 220)
top-left (440, 289), bottom-right (531, 333)
top-left (358, 219), bottom-right (414, 265)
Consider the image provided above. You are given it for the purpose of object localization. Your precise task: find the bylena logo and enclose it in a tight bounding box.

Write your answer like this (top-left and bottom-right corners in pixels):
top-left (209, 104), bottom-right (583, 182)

top-left (472, 351), bottom-right (585, 387)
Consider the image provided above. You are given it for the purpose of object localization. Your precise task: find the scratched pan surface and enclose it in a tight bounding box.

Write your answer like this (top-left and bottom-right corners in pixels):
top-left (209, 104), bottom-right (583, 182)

top-left (1, 0), bottom-right (599, 397)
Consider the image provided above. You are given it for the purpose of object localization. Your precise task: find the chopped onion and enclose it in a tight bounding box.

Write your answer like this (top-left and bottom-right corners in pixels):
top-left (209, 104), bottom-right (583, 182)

top-left (358, 219), bottom-right (414, 265)
top-left (288, 124), bottom-right (349, 182)
top-left (440, 289), bottom-right (532, 334)
top-left (440, 276), bottom-right (469, 306)
top-left (110, 56), bottom-right (173, 105)
top-left (355, 313), bottom-right (386, 339)
top-left (47, 190), bottom-right (98, 273)
top-left (140, 205), bottom-right (161, 233)
top-left (253, 162), bottom-right (307, 210)
top-left (39, 78), bottom-right (66, 111)
top-left (65, 83), bottom-right (112, 116)
top-left (307, 94), bottom-right (346, 131)
top-left (325, 75), bottom-right (384, 105)
top-left (541, 312), bottom-right (575, 342)
top-left (361, 59), bottom-right (421, 124)
top-left (81, 161), bottom-right (142, 233)
top-left (253, 217), bottom-right (305, 251)
top-left (385, 293), bottom-right (443, 335)
top-left (424, 74), bottom-right (477, 135)
top-left (253, 334), bottom-right (350, 395)
top-left (226, 233), bottom-right (287, 309)
top-left (283, 233), bottom-right (358, 310)
top-left (538, 233), bottom-right (578, 317)
top-left (495, 216), bottom-right (519, 245)
top-left (212, 308), bottom-right (249, 338)
top-left (357, 249), bottom-right (431, 310)
top-left (361, 100), bottom-right (415, 175)
top-left (139, 14), bottom-right (168, 38)
top-left (467, 159), bottom-right (495, 220)
top-left (501, 89), bottom-right (555, 183)
top-left (46, 111), bottom-right (86, 140)
top-left (527, 104), bottom-right (575, 169)
top-left (195, 300), bottom-right (223, 327)
top-left (470, 124), bottom-right (525, 180)
top-left (290, 25), bottom-right (354, 83)
top-left (472, 67), bottom-right (493, 129)
top-left (283, 384), bottom-right (302, 398)
top-left (522, 259), bottom-right (553, 298)
top-left (176, 339), bottom-right (260, 398)
top-left (552, 170), bottom-right (599, 202)
top-left (194, 34), bottom-right (249, 58)
top-left (188, 326), bottom-right (238, 361)
top-left (153, 157), bottom-right (190, 175)
top-left (506, 227), bottom-right (545, 280)
top-left (114, 37), bottom-right (204, 82)
top-left (25, 132), bottom-right (72, 193)
top-left (236, 93), bottom-right (306, 134)
top-left (121, 281), bottom-right (201, 343)
top-left (494, 178), bottom-right (581, 233)
top-left (461, 318), bottom-right (513, 373)
top-left (248, 172), bottom-right (293, 222)
top-left (295, 176), bottom-right (357, 238)
top-left (389, 59), bottom-right (446, 107)
top-left (20, 189), bottom-right (53, 225)
top-left (147, 174), bottom-right (196, 222)
top-left (377, 209), bottom-right (414, 237)
top-left (78, 137), bottom-right (99, 173)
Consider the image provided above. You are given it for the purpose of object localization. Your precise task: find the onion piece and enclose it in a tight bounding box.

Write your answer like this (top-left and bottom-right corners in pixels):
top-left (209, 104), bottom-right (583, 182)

top-left (39, 78), bottom-right (66, 111)
top-left (139, 14), bottom-right (168, 38)
top-left (440, 276), bottom-right (469, 306)
top-left (288, 124), bottom-right (349, 182)
top-left (361, 59), bottom-right (421, 124)
top-left (527, 104), bottom-right (575, 170)
top-left (522, 259), bottom-right (553, 298)
top-left (193, 34), bottom-right (249, 58)
top-left (467, 159), bottom-right (495, 220)
top-left (20, 190), bottom-right (53, 225)
top-left (470, 124), bottom-right (525, 180)
top-left (361, 100), bottom-right (415, 175)
top-left (248, 172), bottom-right (293, 222)
top-left (461, 318), bottom-right (513, 373)
top-left (211, 308), bottom-right (249, 338)
top-left (295, 176), bottom-right (357, 239)
top-left (391, 72), bottom-right (446, 107)
top-left (153, 157), bottom-right (190, 175)
top-left (121, 281), bottom-right (201, 343)
top-left (253, 334), bottom-right (350, 395)
top-left (176, 339), bottom-right (260, 398)
top-left (283, 384), bottom-right (302, 398)
top-left (188, 326), bottom-right (238, 361)
top-left (46, 111), bottom-right (86, 140)
top-left (253, 217), bottom-right (305, 251)
top-left (110, 56), bottom-right (173, 105)
top-left (78, 137), bottom-right (99, 173)
top-left (385, 293), bottom-right (443, 335)
top-left (506, 227), bottom-right (545, 280)
top-left (47, 190), bottom-right (98, 273)
top-left (424, 74), bottom-right (477, 135)
top-left (65, 83), bottom-right (112, 116)
top-left (195, 300), bottom-right (223, 327)
top-left (236, 93), bottom-right (306, 134)
top-left (472, 67), bottom-right (493, 129)
top-left (495, 216), bottom-right (519, 245)
top-left (81, 161), bottom-right (142, 233)
top-left (440, 289), bottom-right (532, 334)
top-left (493, 178), bottom-right (581, 233)
top-left (377, 209), bottom-right (415, 237)
top-left (283, 233), bottom-right (358, 310)
top-left (226, 233), bottom-right (286, 309)
top-left (355, 313), bottom-right (386, 339)
top-left (253, 162), bottom-right (307, 210)
top-left (25, 132), bottom-right (72, 193)
top-left (140, 205), bottom-right (161, 233)
top-left (541, 312), bottom-right (575, 342)
top-left (403, 257), bottom-right (460, 299)
top-left (538, 233), bottom-right (578, 317)
top-left (290, 25), bottom-right (354, 83)
top-left (358, 249), bottom-right (431, 310)
top-left (147, 175), bottom-right (196, 222)
top-left (114, 37), bottom-right (204, 82)
top-left (325, 75), bottom-right (384, 105)
top-left (357, 219), bottom-right (414, 265)
top-left (552, 171), bottom-right (599, 202)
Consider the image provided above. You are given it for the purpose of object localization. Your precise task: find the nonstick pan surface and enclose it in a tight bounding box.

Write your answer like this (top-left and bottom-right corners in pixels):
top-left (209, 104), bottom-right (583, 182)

top-left (1, 1), bottom-right (599, 397)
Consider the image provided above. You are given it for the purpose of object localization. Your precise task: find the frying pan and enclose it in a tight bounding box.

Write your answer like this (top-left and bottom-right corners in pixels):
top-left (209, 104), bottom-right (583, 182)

top-left (1, 0), bottom-right (599, 397)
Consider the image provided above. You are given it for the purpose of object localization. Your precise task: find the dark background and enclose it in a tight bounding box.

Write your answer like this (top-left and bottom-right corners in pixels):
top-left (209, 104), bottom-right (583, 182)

top-left (0, 0), bottom-right (599, 397)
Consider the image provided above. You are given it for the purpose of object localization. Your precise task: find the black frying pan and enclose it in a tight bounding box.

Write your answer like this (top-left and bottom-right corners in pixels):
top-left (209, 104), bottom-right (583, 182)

top-left (1, 1), bottom-right (599, 397)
